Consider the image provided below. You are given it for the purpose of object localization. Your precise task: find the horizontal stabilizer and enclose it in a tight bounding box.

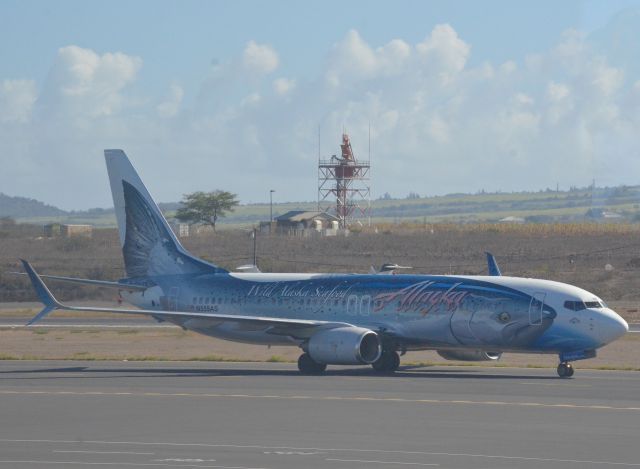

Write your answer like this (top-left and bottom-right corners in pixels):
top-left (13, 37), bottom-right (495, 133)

top-left (21, 259), bottom-right (64, 325)
top-left (10, 271), bottom-right (148, 292)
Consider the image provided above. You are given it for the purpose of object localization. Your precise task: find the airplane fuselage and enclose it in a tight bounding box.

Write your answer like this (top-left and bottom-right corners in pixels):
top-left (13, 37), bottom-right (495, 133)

top-left (124, 272), bottom-right (627, 357)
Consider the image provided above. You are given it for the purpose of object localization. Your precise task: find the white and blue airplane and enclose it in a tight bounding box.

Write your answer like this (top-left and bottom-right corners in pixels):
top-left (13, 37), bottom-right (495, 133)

top-left (21, 150), bottom-right (629, 377)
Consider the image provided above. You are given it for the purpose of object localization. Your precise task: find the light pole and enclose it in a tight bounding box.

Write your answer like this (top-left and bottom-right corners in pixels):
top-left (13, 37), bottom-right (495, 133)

top-left (270, 189), bottom-right (275, 223)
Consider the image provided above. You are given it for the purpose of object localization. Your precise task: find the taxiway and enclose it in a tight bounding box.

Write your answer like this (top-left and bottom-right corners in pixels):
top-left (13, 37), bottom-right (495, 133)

top-left (0, 361), bottom-right (639, 468)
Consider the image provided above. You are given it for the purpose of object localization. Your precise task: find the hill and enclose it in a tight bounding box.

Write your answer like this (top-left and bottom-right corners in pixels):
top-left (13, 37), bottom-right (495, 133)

top-left (0, 193), bottom-right (67, 218)
top-left (6, 185), bottom-right (640, 227)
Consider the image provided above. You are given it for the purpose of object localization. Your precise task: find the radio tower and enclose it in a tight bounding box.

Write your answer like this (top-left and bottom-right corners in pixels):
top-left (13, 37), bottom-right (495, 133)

top-left (318, 133), bottom-right (371, 229)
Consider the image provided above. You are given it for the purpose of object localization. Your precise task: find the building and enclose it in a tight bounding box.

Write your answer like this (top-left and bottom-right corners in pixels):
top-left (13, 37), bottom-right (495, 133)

top-left (43, 223), bottom-right (93, 238)
top-left (263, 210), bottom-right (340, 236)
top-left (169, 222), bottom-right (190, 238)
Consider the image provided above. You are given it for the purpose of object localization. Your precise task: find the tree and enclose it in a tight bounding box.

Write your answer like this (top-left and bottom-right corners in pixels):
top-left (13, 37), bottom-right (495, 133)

top-left (175, 190), bottom-right (239, 232)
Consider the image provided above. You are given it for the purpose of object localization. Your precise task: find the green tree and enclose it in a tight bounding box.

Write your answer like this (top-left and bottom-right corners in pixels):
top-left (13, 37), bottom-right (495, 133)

top-left (175, 190), bottom-right (239, 232)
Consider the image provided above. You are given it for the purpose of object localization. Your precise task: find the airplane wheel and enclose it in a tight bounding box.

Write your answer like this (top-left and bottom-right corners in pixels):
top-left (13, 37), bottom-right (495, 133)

top-left (372, 351), bottom-right (400, 373)
top-left (557, 362), bottom-right (573, 378)
top-left (298, 353), bottom-right (326, 374)
top-left (566, 364), bottom-right (574, 377)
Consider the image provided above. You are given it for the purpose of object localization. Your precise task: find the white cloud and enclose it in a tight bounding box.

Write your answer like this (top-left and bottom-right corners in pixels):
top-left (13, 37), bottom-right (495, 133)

top-left (590, 61), bottom-right (624, 96)
top-left (514, 93), bottom-right (534, 106)
top-left (156, 84), bottom-right (184, 118)
top-left (0, 79), bottom-right (36, 123)
top-left (416, 24), bottom-right (470, 83)
top-left (240, 92), bottom-right (261, 107)
top-left (242, 41), bottom-right (279, 74)
top-left (325, 31), bottom-right (411, 86)
top-left (3, 24), bottom-right (640, 209)
top-left (273, 77), bottom-right (296, 96)
top-left (40, 45), bottom-right (142, 118)
top-left (547, 82), bottom-right (570, 101)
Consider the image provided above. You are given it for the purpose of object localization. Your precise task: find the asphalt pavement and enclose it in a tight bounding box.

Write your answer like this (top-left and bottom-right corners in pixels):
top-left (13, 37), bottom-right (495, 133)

top-left (0, 360), bottom-right (639, 469)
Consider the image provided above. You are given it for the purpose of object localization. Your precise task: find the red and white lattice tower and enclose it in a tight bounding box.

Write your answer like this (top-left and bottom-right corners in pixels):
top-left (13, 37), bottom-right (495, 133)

top-left (318, 133), bottom-right (371, 229)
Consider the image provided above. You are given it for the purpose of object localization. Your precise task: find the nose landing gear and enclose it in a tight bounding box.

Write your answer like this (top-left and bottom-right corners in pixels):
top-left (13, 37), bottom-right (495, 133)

top-left (557, 362), bottom-right (574, 378)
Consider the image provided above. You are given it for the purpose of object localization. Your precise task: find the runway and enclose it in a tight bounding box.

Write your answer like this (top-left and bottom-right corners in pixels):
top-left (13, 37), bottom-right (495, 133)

top-left (0, 361), bottom-right (639, 468)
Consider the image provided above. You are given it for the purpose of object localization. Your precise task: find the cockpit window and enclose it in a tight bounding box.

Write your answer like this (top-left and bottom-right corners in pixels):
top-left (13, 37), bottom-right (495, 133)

top-left (564, 300), bottom-right (586, 311)
top-left (564, 300), bottom-right (603, 311)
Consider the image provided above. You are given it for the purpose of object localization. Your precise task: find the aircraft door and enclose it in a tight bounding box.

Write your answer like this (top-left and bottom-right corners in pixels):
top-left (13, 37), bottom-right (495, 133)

top-left (529, 292), bottom-right (546, 326)
top-left (168, 287), bottom-right (180, 311)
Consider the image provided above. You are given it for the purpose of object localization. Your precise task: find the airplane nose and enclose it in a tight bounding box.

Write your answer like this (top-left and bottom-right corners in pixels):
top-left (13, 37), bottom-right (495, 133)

top-left (596, 309), bottom-right (629, 345)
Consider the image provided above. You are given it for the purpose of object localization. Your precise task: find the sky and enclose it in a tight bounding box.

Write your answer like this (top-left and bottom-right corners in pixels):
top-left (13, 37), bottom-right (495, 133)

top-left (2, 0), bottom-right (640, 210)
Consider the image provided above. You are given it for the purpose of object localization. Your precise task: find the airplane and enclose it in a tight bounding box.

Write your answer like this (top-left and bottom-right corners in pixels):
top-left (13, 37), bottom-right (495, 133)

top-left (20, 150), bottom-right (629, 378)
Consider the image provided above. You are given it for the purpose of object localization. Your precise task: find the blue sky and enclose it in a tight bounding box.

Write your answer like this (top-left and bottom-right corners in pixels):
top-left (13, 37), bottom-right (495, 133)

top-left (2, 0), bottom-right (640, 209)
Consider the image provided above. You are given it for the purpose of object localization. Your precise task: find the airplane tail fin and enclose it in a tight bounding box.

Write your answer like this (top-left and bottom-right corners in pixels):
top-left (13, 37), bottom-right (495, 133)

top-left (485, 252), bottom-right (502, 276)
top-left (104, 149), bottom-right (227, 278)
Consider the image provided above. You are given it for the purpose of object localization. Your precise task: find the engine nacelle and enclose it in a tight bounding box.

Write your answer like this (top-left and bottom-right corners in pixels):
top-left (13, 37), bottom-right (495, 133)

top-left (437, 350), bottom-right (502, 361)
top-left (307, 327), bottom-right (382, 365)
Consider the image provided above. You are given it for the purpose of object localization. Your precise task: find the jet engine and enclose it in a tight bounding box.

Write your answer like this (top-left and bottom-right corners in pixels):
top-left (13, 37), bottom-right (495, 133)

top-left (307, 327), bottom-right (382, 365)
top-left (437, 350), bottom-right (502, 361)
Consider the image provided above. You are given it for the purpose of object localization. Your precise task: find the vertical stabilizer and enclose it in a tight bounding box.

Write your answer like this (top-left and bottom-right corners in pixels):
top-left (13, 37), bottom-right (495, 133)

top-left (104, 149), bottom-right (226, 278)
top-left (486, 252), bottom-right (502, 276)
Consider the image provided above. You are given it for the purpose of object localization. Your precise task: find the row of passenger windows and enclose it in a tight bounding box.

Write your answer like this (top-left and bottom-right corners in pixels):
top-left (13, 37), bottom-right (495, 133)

top-left (564, 300), bottom-right (605, 311)
top-left (190, 295), bottom-right (384, 309)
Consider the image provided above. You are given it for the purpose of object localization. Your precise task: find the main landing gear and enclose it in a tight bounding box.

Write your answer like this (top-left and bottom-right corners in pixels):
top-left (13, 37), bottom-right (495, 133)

top-left (557, 362), bottom-right (574, 378)
top-left (372, 350), bottom-right (400, 373)
top-left (297, 353), bottom-right (327, 374)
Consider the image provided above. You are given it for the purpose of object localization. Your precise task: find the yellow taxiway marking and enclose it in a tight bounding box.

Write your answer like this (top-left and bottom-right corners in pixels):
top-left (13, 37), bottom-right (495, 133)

top-left (0, 389), bottom-right (639, 412)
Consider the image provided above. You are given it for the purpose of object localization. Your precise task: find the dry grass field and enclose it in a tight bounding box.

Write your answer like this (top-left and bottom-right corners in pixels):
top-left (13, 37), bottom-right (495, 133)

top-left (5, 223), bottom-right (640, 317)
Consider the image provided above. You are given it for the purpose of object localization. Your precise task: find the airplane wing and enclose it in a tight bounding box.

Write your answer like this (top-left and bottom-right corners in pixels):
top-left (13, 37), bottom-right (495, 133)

top-left (20, 260), bottom-right (350, 338)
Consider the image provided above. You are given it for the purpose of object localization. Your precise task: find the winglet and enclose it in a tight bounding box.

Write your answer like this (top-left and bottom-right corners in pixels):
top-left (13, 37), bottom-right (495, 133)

top-left (20, 260), bottom-right (63, 325)
top-left (485, 252), bottom-right (502, 276)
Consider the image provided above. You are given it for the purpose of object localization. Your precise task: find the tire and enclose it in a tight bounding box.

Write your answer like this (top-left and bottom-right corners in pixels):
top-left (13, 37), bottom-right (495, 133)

top-left (372, 351), bottom-right (400, 373)
top-left (557, 362), bottom-right (572, 378)
top-left (566, 364), bottom-right (574, 377)
top-left (298, 353), bottom-right (326, 374)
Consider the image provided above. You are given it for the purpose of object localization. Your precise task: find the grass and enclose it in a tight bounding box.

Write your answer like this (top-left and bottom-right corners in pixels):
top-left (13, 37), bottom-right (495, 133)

top-left (266, 355), bottom-right (290, 363)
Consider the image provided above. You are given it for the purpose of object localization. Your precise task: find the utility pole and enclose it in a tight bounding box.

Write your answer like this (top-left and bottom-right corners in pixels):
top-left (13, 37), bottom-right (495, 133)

top-left (252, 227), bottom-right (257, 267)
top-left (270, 189), bottom-right (275, 222)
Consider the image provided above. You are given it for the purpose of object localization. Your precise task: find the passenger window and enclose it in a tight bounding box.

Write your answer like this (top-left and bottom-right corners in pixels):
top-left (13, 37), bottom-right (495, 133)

top-left (360, 295), bottom-right (371, 316)
top-left (347, 295), bottom-right (358, 315)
